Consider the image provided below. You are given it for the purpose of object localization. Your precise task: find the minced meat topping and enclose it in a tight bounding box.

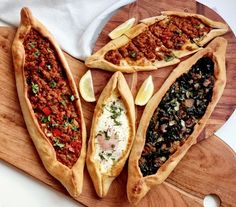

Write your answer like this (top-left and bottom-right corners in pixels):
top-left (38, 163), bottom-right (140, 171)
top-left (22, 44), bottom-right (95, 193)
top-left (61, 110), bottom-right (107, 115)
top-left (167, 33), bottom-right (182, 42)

top-left (23, 29), bottom-right (82, 168)
top-left (105, 16), bottom-right (211, 65)
top-left (139, 56), bottom-right (214, 176)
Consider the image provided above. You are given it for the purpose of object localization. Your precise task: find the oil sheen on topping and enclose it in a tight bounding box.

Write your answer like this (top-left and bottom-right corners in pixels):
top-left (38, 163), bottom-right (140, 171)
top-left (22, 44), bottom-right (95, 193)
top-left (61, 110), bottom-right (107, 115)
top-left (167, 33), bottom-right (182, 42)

top-left (94, 91), bottom-right (129, 173)
top-left (139, 56), bottom-right (215, 176)
top-left (23, 29), bottom-right (82, 168)
top-left (104, 16), bottom-right (211, 66)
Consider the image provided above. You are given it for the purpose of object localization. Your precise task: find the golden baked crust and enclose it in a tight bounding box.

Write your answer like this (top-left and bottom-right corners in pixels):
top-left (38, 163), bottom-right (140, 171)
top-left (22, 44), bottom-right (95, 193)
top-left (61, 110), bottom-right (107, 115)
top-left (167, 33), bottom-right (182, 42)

top-left (85, 11), bottom-right (228, 73)
top-left (127, 37), bottom-right (227, 205)
top-left (12, 7), bottom-right (86, 198)
top-left (86, 71), bottom-right (135, 197)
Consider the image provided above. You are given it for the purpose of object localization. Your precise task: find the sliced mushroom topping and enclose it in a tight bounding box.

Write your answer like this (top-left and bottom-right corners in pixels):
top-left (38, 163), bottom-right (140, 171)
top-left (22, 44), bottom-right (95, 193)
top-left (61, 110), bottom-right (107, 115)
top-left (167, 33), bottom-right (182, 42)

top-left (184, 99), bottom-right (194, 108)
top-left (139, 56), bottom-right (215, 177)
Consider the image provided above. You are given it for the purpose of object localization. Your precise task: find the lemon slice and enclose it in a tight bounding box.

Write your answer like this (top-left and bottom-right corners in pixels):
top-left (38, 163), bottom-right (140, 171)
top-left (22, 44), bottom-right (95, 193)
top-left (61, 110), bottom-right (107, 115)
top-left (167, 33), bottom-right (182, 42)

top-left (108, 17), bottom-right (135, 39)
top-left (135, 75), bottom-right (154, 106)
top-left (79, 70), bottom-right (96, 102)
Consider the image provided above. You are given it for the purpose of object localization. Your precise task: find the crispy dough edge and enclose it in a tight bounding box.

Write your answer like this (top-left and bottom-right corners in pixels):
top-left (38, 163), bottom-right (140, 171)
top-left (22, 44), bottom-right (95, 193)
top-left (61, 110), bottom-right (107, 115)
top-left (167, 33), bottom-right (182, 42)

top-left (86, 71), bottom-right (135, 197)
top-left (85, 33), bottom-right (160, 73)
top-left (127, 37), bottom-right (227, 205)
top-left (85, 11), bottom-right (227, 73)
top-left (11, 7), bottom-right (86, 198)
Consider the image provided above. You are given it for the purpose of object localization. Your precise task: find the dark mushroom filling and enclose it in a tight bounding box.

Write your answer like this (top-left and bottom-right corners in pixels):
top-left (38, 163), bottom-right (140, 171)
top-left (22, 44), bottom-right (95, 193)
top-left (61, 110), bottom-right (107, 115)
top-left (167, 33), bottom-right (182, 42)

top-left (139, 56), bottom-right (214, 176)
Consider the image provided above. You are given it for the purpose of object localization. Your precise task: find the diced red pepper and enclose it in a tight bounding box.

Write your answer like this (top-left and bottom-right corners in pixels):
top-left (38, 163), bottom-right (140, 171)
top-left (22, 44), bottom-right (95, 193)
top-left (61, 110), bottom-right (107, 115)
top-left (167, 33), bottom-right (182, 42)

top-left (39, 59), bottom-right (45, 67)
top-left (42, 107), bottom-right (51, 116)
top-left (52, 128), bottom-right (61, 137)
top-left (71, 141), bottom-right (82, 153)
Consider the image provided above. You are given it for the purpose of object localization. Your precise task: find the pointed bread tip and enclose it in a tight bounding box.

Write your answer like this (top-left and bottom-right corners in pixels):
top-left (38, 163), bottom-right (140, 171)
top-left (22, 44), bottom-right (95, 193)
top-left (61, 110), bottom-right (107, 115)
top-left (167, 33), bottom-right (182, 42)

top-left (20, 7), bottom-right (33, 26)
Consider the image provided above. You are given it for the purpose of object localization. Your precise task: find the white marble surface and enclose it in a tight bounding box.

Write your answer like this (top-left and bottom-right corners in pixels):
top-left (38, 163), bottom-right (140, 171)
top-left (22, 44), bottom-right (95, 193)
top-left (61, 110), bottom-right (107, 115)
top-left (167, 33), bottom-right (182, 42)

top-left (0, 1), bottom-right (236, 207)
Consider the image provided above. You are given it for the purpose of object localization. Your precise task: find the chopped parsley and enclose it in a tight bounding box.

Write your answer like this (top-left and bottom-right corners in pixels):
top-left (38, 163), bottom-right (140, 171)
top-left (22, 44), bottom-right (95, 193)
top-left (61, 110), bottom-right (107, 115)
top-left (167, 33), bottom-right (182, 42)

top-left (70, 95), bottom-right (75, 102)
top-left (164, 54), bottom-right (175, 62)
top-left (72, 125), bottom-right (78, 131)
top-left (49, 80), bottom-right (57, 88)
top-left (99, 152), bottom-right (106, 161)
top-left (60, 100), bottom-right (66, 106)
top-left (63, 121), bottom-right (69, 128)
top-left (109, 102), bottom-right (123, 126)
top-left (34, 50), bottom-right (40, 58)
top-left (53, 138), bottom-right (65, 149)
top-left (31, 82), bottom-right (39, 94)
top-left (107, 153), bottom-right (112, 157)
top-left (48, 123), bottom-right (59, 128)
top-left (28, 41), bottom-right (36, 48)
top-left (41, 115), bottom-right (51, 123)
top-left (129, 51), bottom-right (137, 58)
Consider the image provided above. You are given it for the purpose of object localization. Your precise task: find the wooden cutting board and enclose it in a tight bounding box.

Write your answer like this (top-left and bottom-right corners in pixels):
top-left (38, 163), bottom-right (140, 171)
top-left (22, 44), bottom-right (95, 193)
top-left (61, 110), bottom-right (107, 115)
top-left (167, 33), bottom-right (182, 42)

top-left (0, 0), bottom-right (236, 206)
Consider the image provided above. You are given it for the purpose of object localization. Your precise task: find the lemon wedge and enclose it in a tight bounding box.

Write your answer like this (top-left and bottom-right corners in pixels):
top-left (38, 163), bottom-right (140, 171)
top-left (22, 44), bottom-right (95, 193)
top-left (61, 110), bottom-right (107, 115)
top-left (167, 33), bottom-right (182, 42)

top-left (79, 70), bottom-right (96, 102)
top-left (135, 75), bottom-right (154, 106)
top-left (108, 17), bottom-right (135, 39)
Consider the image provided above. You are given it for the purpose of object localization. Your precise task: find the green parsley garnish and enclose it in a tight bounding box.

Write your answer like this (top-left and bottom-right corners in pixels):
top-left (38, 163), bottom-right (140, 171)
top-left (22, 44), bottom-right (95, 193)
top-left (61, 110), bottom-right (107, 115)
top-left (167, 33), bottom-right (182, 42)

top-left (129, 51), bottom-right (137, 58)
top-left (61, 93), bottom-right (66, 100)
top-left (107, 153), bottom-right (112, 157)
top-left (34, 50), bottom-right (40, 58)
top-left (72, 125), bottom-right (78, 131)
top-left (32, 82), bottom-right (39, 94)
top-left (70, 95), bottom-right (75, 102)
top-left (99, 152), bottom-right (106, 161)
top-left (60, 100), bottom-right (66, 106)
top-left (48, 123), bottom-right (59, 128)
top-left (53, 138), bottom-right (65, 149)
top-left (109, 102), bottom-right (123, 126)
top-left (49, 81), bottom-right (57, 88)
top-left (29, 42), bottom-right (36, 48)
top-left (164, 54), bottom-right (175, 62)
top-left (41, 116), bottom-right (50, 123)
top-left (114, 119), bottom-right (122, 126)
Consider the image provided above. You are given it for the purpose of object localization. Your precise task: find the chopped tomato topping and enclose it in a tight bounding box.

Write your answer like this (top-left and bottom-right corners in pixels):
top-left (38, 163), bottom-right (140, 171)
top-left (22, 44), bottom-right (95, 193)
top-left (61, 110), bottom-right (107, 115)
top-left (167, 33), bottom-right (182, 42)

top-left (42, 107), bottom-right (51, 116)
top-left (52, 128), bottom-right (61, 137)
top-left (71, 141), bottom-right (81, 153)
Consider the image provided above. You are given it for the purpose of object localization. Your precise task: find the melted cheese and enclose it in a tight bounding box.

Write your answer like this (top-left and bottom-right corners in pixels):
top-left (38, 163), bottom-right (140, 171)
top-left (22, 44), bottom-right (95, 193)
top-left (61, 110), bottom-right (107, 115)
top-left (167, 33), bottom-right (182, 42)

top-left (93, 91), bottom-right (129, 173)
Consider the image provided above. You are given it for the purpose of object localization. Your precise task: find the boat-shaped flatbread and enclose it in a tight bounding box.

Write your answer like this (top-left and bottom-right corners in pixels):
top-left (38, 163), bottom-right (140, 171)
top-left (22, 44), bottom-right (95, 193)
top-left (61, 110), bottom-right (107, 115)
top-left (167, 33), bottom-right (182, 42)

top-left (12, 7), bottom-right (86, 198)
top-left (85, 11), bottom-right (228, 73)
top-left (86, 71), bottom-right (135, 197)
top-left (127, 37), bottom-right (227, 204)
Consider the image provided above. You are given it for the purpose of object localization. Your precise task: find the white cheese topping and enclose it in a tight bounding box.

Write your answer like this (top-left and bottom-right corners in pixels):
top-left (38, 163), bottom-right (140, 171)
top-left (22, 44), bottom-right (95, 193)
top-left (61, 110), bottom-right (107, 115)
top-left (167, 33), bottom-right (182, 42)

top-left (93, 91), bottom-right (129, 174)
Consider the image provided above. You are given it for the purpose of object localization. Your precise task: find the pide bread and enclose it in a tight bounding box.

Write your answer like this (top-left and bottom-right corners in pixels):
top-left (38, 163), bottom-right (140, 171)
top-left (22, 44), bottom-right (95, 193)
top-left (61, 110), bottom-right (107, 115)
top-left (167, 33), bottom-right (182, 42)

top-left (85, 11), bottom-right (228, 73)
top-left (12, 7), bottom-right (86, 198)
top-left (127, 37), bottom-right (227, 204)
top-left (86, 71), bottom-right (135, 197)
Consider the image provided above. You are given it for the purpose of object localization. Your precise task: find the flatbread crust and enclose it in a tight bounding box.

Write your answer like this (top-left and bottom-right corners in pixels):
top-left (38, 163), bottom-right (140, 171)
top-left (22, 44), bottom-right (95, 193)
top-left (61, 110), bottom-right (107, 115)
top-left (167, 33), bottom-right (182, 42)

top-left (86, 71), bottom-right (135, 197)
top-left (85, 11), bottom-right (228, 73)
top-left (12, 7), bottom-right (86, 198)
top-left (127, 37), bottom-right (227, 205)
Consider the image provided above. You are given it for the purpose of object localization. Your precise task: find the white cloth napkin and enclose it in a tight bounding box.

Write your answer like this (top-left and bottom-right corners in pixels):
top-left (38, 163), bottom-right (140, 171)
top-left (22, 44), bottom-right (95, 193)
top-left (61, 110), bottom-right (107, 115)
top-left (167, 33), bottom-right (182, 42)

top-left (215, 109), bottom-right (236, 153)
top-left (0, 0), bottom-right (135, 60)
